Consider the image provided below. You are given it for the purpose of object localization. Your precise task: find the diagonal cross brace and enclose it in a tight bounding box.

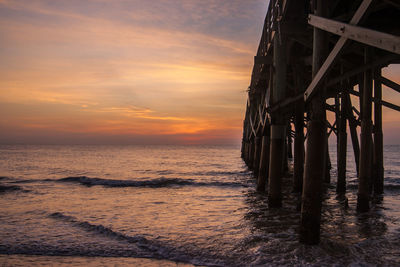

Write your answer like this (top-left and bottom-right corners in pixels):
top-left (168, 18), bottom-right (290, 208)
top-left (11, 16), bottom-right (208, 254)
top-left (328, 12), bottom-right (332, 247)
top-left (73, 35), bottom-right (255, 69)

top-left (309, 14), bottom-right (400, 55)
top-left (304, 0), bottom-right (373, 102)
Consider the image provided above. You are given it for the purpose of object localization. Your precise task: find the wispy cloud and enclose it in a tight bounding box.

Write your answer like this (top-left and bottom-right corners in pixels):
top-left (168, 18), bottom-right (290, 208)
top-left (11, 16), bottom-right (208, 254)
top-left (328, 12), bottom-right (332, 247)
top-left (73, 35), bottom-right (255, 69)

top-left (95, 106), bottom-right (188, 121)
top-left (0, 0), bottom-right (262, 144)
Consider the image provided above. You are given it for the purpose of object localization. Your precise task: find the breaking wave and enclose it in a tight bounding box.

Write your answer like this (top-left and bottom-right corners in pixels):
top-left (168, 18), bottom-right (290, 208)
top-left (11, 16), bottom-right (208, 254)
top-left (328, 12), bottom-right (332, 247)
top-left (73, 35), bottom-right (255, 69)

top-left (0, 184), bottom-right (26, 193)
top-left (55, 176), bottom-right (248, 188)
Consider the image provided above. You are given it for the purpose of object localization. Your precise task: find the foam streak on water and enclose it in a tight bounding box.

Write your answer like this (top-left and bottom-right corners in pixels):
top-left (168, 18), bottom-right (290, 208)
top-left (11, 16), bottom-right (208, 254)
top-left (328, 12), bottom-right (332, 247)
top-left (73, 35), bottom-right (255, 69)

top-left (0, 144), bottom-right (399, 266)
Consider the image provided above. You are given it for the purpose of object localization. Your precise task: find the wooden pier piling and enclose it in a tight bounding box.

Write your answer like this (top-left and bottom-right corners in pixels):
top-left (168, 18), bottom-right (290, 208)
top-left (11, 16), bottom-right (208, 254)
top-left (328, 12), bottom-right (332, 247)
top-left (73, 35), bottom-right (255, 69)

top-left (293, 100), bottom-right (304, 193)
top-left (300, 0), bottom-right (328, 244)
top-left (337, 92), bottom-right (348, 193)
top-left (357, 47), bottom-right (373, 212)
top-left (253, 136), bottom-right (262, 176)
top-left (241, 0), bottom-right (399, 244)
top-left (267, 31), bottom-right (287, 208)
top-left (257, 128), bottom-right (270, 192)
top-left (373, 68), bottom-right (384, 195)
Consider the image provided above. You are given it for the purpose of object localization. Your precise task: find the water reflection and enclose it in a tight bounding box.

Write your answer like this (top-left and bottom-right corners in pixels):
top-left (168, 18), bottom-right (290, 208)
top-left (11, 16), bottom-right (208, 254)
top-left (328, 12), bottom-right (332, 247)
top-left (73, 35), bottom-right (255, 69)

top-left (238, 167), bottom-right (394, 265)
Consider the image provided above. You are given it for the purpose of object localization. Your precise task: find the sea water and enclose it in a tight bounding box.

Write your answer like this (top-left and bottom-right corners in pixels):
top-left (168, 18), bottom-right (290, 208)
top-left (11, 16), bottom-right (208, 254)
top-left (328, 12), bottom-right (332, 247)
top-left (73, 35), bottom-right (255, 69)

top-left (0, 144), bottom-right (399, 266)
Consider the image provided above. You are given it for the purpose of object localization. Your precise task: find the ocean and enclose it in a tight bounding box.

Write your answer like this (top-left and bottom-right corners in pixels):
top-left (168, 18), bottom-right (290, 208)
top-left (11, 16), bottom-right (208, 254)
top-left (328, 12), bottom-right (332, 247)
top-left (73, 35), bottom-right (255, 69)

top-left (0, 144), bottom-right (399, 266)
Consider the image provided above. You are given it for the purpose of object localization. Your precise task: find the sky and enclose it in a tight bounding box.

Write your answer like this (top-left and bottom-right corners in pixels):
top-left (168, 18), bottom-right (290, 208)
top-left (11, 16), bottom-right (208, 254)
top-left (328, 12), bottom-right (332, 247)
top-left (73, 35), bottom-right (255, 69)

top-left (0, 0), bottom-right (268, 145)
top-left (0, 0), bottom-right (399, 145)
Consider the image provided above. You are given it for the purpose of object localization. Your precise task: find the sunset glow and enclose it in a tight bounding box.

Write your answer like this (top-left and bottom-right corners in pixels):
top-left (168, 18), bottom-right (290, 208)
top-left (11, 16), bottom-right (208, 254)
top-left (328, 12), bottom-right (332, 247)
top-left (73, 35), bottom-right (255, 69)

top-left (0, 0), bottom-right (399, 145)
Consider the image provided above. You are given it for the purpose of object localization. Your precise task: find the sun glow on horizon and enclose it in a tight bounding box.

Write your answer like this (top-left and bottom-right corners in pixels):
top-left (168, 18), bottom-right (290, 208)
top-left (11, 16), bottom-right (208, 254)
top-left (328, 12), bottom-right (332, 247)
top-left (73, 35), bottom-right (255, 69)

top-left (0, 0), bottom-right (399, 145)
top-left (0, 0), bottom-right (269, 144)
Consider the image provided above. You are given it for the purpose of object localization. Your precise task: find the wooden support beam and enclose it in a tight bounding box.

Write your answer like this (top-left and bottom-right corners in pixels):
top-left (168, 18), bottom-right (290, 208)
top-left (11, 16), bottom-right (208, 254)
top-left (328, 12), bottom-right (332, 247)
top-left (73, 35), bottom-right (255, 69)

top-left (287, 125), bottom-right (293, 159)
top-left (325, 103), bottom-right (336, 112)
top-left (268, 124), bottom-right (285, 206)
top-left (383, 0), bottom-right (400, 9)
top-left (335, 95), bottom-right (340, 152)
top-left (269, 93), bottom-right (303, 113)
top-left (241, 102), bottom-right (250, 160)
top-left (327, 54), bottom-right (396, 87)
top-left (249, 116), bottom-right (257, 137)
top-left (257, 127), bottom-right (271, 192)
top-left (358, 47), bottom-right (373, 212)
top-left (349, 89), bottom-right (400, 112)
top-left (268, 31), bottom-right (287, 208)
top-left (292, 65), bottom-right (305, 194)
top-left (352, 106), bottom-right (360, 116)
top-left (378, 76), bottom-right (400, 94)
top-left (345, 93), bottom-right (360, 176)
top-left (280, 21), bottom-right (309, 35)
top-left (304, 0), bottom-right (373, 101)
top-left (374, 69), bottom-right (384, 194)
top-left (259, 104), bottom-right (266, 128)
top-left (253, 136), bottom-right (263, 176)
top-left (293, 100), bottom-right (304, 193)
top-left (309, 14), bottom-right (400, 55)
top-left (255, 55), bottom-right (273, 65)
top-left (248, 138), bottom-right (255, 170)
top-left (300, 0), bottom-right (328, 245)
top-left (379, 100), bottom-right (400, 112)
top-left (337, 92), bottom-right (348, 193)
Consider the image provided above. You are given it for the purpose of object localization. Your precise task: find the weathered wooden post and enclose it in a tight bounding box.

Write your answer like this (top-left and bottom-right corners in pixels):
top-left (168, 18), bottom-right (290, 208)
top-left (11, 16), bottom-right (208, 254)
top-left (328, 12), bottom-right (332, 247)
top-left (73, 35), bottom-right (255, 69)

top-left (243, 133), bottom-right (249, 164)
top-left (241, 123), bottom-right (247, 160)
top-left (284, 136), bottom-right (289, 173)
top-left (325, 143), bottom-right (331, 183)
top-left (357, 47), bottom-right (373, 212)
top-left (300, 0), bottom-right (327, 244)
top-left (293, 104), bottom-right (304, 193)
top-left (293, 69), bottom-right (305, 193)
top-left (373, 68), bottom-right (384, 195)
top-left (242, 103), bottom-right (250, 162)
top-left (337, 92), bottom-right (348, 193)
top-left (287, 125), bottom-right (293, 159)
top-left (243, 116), bottom-right (249, 165)
top-left (248, 137), bottom-right (255, 170)
top-left (267, 29), bottom-right (287, 208)
top-left (346, 93), bottom-right (360, 176)
top-left (253, 135), bottom-right (262, 176)
top-left (257, 124), bottom-right (271, 191)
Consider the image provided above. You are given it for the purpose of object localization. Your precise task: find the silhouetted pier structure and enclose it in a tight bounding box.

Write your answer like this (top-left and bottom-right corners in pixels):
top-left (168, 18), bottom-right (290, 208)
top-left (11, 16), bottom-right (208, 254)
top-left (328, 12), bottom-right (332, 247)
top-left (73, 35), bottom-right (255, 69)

top-left (241, 0), bottom-right (400, 244)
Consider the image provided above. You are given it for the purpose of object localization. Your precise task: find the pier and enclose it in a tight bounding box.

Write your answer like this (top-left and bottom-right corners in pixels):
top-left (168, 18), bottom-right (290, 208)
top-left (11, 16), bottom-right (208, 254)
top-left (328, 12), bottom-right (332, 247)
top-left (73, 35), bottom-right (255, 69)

top-left (241, 0), bottom-right (400, 244)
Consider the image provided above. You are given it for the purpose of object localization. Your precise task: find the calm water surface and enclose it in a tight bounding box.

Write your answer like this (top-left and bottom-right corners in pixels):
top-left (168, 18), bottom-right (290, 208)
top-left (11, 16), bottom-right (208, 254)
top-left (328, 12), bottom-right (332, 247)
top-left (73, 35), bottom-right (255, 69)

top-left (0, 145), bottom-right (399, 266)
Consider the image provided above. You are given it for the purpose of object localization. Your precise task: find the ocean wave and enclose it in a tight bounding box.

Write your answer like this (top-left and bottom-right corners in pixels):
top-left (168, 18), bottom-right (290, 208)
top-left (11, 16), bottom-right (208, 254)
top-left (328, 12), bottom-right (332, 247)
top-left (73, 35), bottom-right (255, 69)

top-left (43, 212), bottom-right (228, 266)
top-left (143, 169), bottom-right (250, 177)
top-left (0, 184), bottom-right (26, 193)
top-left (55, 176), bottom-right (248, 188)
top-left (49, 212), bottom-right (149, 244)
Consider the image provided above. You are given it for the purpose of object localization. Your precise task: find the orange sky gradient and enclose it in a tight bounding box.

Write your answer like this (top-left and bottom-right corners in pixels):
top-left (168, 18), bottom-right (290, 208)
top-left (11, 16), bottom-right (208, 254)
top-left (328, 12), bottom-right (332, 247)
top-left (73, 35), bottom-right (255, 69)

top-left (0, 0), bottom-right (399, 145)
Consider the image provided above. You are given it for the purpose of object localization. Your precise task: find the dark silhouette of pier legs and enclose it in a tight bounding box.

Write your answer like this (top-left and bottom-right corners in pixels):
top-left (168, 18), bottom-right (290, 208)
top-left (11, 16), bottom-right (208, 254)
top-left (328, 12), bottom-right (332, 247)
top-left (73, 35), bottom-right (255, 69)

top-left (253, 136), bottom-right (262, 176)
top-left (300, 118), bottom-right (326, 244)
top-left (287, 126), bottom-right (293, 160)
top-left (257, 127), bottom-right (270, 191)
top-left (357, 47), bottom-right (373, 212)
top-left (346, 94), bottom-right (360, 177)
top-left (244, 141), bottom-right (249, 165)
top-left (325, 143), bottom-right (331, 183)
top-left (241, 0), bottom-right (398, 245)
top-left (337, 92), bottom-right (348, 193)
top-left (248, 138), bottom-right (255, 170)
top-left (300, 0), bottom-right (327, 244)
top-left (293, 101), bottom-right (304, 193)
top-left (373, 69), bottom-right (384, 195)
top-left (267, 34), bottom-right (287, 208)
top-left (268, 125), bottom-right (285, 207)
